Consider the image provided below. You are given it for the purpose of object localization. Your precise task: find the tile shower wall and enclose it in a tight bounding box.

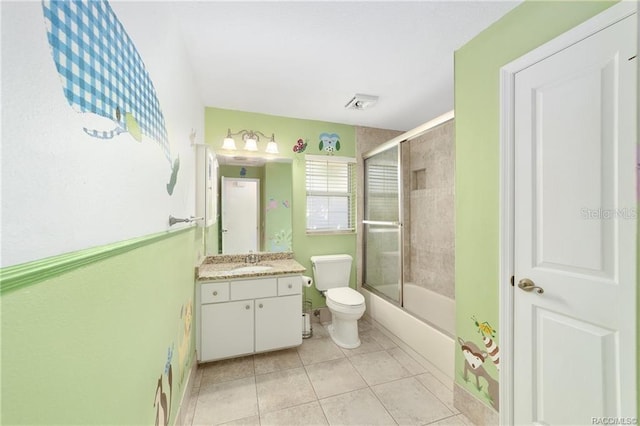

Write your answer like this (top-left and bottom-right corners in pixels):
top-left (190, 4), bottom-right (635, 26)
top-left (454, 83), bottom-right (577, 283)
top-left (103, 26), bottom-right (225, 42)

top-left (404, 120), bottom-right (455, 299)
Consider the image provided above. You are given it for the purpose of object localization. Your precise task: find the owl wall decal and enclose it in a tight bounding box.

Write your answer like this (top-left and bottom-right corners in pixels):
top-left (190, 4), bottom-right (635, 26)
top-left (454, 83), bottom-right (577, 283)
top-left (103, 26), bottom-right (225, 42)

top-left (319, 133), bottom-right (340, 154)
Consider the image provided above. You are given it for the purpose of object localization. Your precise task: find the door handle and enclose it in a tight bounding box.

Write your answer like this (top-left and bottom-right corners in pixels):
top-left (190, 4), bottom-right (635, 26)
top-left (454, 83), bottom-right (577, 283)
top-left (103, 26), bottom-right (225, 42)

top-left (518, 278), bottom-right (544, 294)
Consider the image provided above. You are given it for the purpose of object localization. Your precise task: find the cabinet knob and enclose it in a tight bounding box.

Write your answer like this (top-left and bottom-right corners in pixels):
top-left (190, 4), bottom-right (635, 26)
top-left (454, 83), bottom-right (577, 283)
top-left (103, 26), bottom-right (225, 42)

top-left (245, 305), bottom-right (250, 310)
top-left (213, 291), bottom-right (218, 296)
top-left (259, 303), bottom-right (263, 308)
top-left (288, 284), bottom-right (292, 289)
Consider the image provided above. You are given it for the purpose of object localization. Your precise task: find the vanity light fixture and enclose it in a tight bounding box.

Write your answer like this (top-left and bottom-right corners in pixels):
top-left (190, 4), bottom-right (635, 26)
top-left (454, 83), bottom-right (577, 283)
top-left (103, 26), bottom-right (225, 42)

top-left (222, 129), bottom-right (279, 155)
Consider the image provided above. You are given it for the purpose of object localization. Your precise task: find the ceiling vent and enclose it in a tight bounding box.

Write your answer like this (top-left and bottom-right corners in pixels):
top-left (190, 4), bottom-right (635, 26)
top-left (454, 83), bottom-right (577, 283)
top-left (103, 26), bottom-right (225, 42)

top-left (345, 94), bottom-right (379, 110)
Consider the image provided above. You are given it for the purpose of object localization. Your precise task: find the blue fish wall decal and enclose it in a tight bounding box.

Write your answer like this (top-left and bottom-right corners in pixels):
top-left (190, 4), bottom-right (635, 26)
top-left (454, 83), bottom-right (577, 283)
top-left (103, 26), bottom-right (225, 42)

top-left (42, 0), bottom-right (180, 195)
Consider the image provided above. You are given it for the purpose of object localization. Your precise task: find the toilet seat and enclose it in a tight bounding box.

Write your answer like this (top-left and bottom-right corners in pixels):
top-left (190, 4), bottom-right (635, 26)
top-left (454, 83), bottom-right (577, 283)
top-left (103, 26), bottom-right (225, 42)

top-left (326, 287), bottom-right (365, 310)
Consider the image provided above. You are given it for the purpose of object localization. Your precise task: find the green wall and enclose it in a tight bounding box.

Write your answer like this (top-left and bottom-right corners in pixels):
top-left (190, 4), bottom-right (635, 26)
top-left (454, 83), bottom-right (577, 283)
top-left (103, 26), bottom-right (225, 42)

top-left (454, 0), bottom-right (624, 411)
top-left (205, 107), bottom-right (357, 308)
top-left (1, 230), bottom-right (197, 424)
top-left (264, 162), bottom-right (294, 252)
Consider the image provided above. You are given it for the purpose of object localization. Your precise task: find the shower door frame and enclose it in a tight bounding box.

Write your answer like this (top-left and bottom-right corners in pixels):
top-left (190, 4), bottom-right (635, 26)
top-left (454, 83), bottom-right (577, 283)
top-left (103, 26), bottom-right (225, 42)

top-left (362, 143), bottom-right (404, 306)
top-left (362, 110), bottom-right (455, 307)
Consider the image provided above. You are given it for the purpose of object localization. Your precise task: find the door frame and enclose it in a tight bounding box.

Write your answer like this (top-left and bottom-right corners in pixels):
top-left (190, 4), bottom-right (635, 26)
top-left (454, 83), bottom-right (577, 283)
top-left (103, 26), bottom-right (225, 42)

top-left (498, 3), bottom-right (638, 424)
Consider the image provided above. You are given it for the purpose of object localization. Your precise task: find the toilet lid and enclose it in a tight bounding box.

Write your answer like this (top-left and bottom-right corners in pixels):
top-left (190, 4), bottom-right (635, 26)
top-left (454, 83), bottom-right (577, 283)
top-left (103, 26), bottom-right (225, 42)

top-left (327, 287), bottom-right (365, 306)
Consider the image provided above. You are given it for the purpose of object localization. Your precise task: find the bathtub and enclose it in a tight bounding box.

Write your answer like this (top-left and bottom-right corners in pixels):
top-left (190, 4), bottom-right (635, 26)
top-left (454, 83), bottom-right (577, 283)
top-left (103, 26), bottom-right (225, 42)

top-left (361, 283), bottom-right (455, 379)
top-left (403, 284), bottom-right (455, 337)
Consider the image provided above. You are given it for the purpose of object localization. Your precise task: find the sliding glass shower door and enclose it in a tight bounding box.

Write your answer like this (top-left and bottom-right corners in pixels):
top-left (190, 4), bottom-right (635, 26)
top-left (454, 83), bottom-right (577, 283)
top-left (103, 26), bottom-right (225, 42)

top-left (363, 144), bottom-right (402, 304)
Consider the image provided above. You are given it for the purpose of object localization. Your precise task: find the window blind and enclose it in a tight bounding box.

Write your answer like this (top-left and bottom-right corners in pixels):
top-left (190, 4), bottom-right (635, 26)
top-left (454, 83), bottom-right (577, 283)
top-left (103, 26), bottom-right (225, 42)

top-left (364, 163), bottom-right (399, 222)
top-left (305, 156), bottom-right (356, 232)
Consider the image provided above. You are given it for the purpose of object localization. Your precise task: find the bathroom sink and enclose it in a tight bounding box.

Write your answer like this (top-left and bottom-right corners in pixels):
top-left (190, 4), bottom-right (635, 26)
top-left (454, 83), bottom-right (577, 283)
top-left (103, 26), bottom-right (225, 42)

top-left (230, 265), bottom-right (273, 274)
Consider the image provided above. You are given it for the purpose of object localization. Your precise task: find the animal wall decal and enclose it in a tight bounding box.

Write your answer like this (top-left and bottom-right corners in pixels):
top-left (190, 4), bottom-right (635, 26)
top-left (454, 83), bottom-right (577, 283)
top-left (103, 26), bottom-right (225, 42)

top-left (472, 316), bottom-right (496, 338)
top-left (472, 316), bottom-right (500, 370)
top-left (153, 363), bottom-right (173, 426)
top-left (482, 334), bottom-right (500, 371)
top-left (266, 198), bottom-right (291, 212)
top-left (458, 337), bottom-right (499, 411)
top-left (177, 301), bottom-right (193, 385)
top-left (269, 229), bottom-right (292, 252)
top-left (42, 0), bottom-right (180, 195)
top-left (154, 300), bottom-right (192, 425)
top-left (319, 133), bottom-right (340, 154)
top-left (266, 198), bottom-right (278, 212)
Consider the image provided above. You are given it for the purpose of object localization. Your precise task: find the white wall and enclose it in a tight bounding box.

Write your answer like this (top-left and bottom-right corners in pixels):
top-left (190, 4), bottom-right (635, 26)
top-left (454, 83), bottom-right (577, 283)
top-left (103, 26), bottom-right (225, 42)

top-left (1, 1), bottom-right (204, 267)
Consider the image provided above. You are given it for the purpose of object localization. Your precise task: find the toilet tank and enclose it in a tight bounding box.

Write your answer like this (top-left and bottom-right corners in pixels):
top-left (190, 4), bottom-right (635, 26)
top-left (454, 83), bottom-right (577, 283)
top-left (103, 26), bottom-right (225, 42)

top-left (310, 254), bottom-right (353, 291)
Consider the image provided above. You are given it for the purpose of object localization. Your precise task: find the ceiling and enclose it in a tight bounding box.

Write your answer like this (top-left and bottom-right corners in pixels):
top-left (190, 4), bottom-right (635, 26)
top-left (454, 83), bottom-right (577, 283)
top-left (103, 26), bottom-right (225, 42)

top-left (122, 1), bottom-right (523, 132)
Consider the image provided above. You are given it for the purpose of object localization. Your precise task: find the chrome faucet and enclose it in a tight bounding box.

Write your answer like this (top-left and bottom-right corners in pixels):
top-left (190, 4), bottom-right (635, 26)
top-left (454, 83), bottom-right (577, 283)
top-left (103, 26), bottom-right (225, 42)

top-left (245, 251), bottom-right (259, 264)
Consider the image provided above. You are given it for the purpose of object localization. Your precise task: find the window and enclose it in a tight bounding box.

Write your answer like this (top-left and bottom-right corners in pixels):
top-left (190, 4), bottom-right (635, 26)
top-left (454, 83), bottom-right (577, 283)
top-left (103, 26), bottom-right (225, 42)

top-left (305, 155), bottom-right (356, 232)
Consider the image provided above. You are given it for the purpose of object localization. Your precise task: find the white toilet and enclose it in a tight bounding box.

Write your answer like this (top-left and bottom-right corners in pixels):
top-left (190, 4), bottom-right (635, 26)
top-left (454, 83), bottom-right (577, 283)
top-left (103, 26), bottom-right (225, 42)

top-left (310, 254), bottom-right (366, 349)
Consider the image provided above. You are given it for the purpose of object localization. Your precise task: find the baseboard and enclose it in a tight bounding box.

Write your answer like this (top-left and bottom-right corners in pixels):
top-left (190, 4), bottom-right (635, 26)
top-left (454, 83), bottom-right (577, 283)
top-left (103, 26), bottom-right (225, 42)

top-left (453, 383), bottom-right (499, 426)
top-left (174, 351), bottom-right (198, 426)
top-left (312, 306), bottom-right (331, 324)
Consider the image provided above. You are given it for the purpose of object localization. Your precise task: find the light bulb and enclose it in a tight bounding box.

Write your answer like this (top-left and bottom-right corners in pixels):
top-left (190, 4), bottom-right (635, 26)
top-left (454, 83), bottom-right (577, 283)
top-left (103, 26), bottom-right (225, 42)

top-left (244, 137), bottom-right (258, 151)
top-left (265, 141), bottom-right (279, 154)
top-left (222, 137), bottom-right (236, 150)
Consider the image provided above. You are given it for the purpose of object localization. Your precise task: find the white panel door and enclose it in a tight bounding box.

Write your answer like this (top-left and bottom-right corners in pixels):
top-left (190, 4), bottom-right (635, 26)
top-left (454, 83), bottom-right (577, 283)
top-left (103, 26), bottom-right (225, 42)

top-left (221, 177), bottom-right (260, 254)
top-left (513, 13), bottom-right (636, 425)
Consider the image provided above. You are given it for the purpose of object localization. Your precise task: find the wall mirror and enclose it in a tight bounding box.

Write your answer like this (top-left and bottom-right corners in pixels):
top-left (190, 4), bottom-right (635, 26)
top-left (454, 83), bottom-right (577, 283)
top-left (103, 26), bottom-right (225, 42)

top-left (204, 155), bottom-right (293, 255)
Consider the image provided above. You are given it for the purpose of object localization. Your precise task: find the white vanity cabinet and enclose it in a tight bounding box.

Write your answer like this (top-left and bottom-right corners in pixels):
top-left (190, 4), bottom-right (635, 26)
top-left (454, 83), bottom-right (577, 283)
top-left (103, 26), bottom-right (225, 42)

top-left (197, 275), bottom-right (302, 362)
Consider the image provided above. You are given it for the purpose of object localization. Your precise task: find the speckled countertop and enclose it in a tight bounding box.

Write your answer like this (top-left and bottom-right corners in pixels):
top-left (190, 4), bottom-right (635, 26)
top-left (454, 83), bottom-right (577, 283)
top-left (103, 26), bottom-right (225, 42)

top-left (197, 252), bottom-right (306, 281)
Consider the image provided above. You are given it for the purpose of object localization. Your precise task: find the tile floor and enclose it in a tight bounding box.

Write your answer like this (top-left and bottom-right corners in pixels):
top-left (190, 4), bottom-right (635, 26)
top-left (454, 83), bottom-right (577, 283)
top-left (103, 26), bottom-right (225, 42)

top-left (184, 318), bottom-right (472, 426)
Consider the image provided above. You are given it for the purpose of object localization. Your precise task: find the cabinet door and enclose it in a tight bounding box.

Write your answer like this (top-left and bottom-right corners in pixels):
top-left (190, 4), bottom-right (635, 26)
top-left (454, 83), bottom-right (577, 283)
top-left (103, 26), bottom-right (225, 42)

top-left (201, 300), bottom-right (253, 361)
top-left (255, 295), bottom-right (302, 353)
